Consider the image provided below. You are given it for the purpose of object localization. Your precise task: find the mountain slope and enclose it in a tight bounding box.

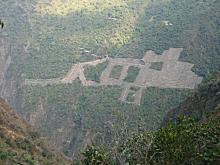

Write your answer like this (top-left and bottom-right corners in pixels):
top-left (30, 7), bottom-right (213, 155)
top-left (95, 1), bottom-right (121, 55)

top-left (0, 97), bottom-right (71, 165)
top-left (81, 76), bottom-right (220, 164)
top-left (162, 72), bottom-right (220, 125)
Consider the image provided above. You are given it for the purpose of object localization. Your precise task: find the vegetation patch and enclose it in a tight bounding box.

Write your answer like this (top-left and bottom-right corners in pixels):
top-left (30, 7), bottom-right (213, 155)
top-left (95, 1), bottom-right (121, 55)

top-left (84, 62), bottom-right (108, 82)
top-left (110, 65), bottom-right (123, 79)
top-left (124, 66), bottom-right (140, 83)
top-left (126, 91), bottom-right (135, 102)
top-left (91, 115), bottom-right (220, 164)
top-left (130, 86), bottom-right (140, 92)
top-left (150, 62), bottom-right (163, 71)
top-left (0, 140), bottom-right (8, 161)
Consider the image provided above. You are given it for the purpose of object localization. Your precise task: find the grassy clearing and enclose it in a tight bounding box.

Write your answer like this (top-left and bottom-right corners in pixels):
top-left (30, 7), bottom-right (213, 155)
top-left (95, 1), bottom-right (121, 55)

top-left (150, 62), bottom-right (163, 71)
top-left (84, 62), bottom-right (108, 82)
top-left (110, 65), bottom-right (123, 79)
top-left (124, 66), bottom-right (140, 82)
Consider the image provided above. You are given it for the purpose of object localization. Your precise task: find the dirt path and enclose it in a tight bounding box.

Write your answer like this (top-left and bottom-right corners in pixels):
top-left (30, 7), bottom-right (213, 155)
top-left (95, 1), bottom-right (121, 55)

top-left (25, 58), bottom-right (108, 86)
top-left (119, 84), bottom-right (130, 102)
top-left (61, 64), bottom-right (80, 84)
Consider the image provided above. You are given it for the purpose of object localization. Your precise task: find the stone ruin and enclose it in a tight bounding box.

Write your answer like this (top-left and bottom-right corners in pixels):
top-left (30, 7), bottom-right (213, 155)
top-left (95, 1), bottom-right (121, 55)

top-left (25, 48), bottom-right (203, 105)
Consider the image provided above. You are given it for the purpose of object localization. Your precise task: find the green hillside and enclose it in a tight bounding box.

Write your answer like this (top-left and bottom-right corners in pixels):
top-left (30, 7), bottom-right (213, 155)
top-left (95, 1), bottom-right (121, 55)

top-left (1, 0), bottom-right (219, 78)
top-left (80, 74), bottom-right (220, 164)
top-left (0, 74), bottom-right (219, 165)
top-left (21, 80), bottom-right (190, 156)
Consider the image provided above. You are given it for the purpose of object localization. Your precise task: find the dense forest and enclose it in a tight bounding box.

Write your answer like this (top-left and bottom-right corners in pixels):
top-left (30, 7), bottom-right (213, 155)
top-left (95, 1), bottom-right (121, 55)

top-left (1, 0), bottom-right (219, 78)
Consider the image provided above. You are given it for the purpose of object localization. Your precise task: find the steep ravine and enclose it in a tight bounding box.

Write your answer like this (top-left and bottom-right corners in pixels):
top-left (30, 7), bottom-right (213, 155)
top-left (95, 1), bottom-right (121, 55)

top-left (0, 39), bottom-right (22, 121)
top-left (0, 39), bottom-right (21, 111)
top-left (0, 39), bottom-right (17, 107)
top-left (0, 97), bottom-right (72, 165)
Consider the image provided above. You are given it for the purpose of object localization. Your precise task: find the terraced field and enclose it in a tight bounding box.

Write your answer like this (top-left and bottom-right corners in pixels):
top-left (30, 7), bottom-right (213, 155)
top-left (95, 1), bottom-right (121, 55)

top-left (25, 48), bottom-right (202, 105)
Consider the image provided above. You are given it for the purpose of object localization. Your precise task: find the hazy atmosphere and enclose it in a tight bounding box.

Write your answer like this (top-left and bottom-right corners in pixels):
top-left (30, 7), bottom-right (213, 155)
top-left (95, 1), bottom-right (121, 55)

top-left (0, 0), bottom-right (219, 164)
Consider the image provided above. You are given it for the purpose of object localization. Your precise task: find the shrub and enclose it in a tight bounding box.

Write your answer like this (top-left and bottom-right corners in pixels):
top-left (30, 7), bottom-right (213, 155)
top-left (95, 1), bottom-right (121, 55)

top-left (0, 151), bottom-right (8, 160)
top-left (148, 117), bottom-right (220, 165)
top-left (124, 66), bottom-right (140, 83)
top-left (82, 145), bottom-right (112, 165)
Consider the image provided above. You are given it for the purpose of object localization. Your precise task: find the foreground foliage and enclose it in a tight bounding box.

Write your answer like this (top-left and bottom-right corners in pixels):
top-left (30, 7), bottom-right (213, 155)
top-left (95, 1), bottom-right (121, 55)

top-left (82, 115), bottom-right (220, 165)
top-left (81, 73), bottom-right (220, 164)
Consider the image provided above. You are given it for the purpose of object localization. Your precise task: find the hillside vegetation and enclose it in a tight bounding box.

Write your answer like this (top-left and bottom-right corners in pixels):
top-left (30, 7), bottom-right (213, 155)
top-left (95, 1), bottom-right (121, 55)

top-left (21, 80), bottom-right (190, 157)
top-left (81, 74), bottom-right (220, 164)
top-left (81, 115), bottom-right (220, 164)
top-left (163, 72), bottom-right (220, 124)
top-left (0, 76), bottom-right (219, 164)
top-left (0, 98), bottom-right (71, 165)
top-left (1, 0), bottom-right (219, 78)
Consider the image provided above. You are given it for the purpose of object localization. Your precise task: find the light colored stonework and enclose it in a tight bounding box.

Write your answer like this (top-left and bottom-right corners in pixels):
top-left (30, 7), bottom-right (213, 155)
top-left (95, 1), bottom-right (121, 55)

top-left (25, 48), bottom-right (203, 105)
